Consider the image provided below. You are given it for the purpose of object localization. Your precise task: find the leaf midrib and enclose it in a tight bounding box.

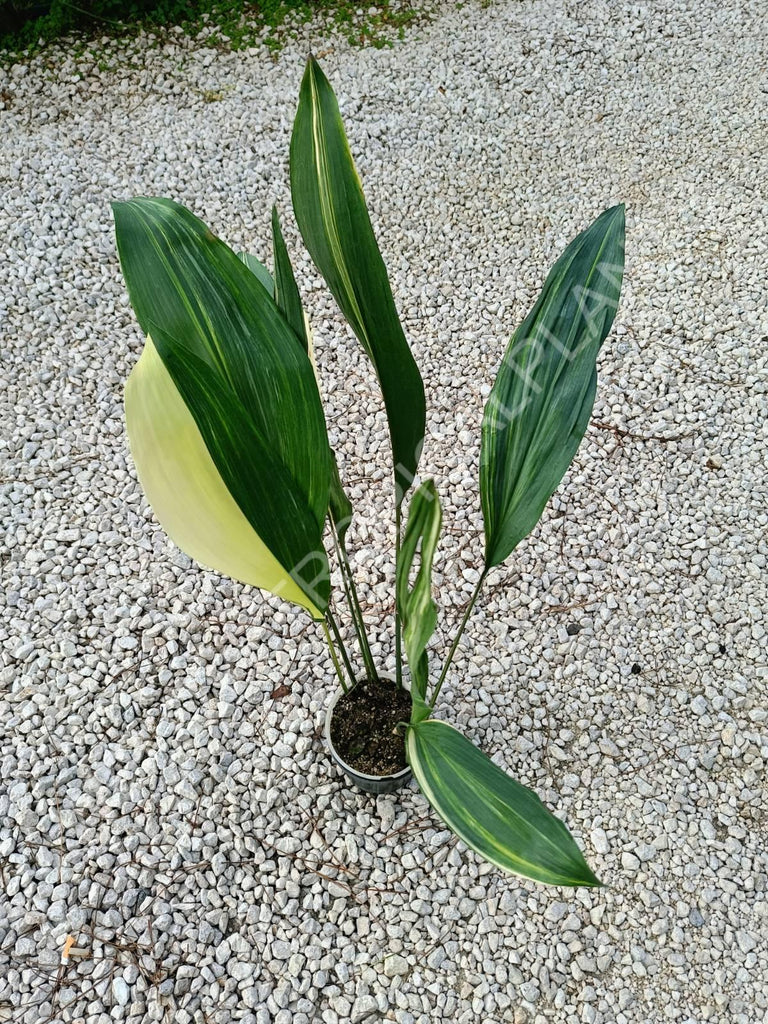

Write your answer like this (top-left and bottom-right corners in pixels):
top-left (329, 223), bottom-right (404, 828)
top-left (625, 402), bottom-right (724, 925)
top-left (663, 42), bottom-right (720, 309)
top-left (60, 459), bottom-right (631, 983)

top-left (309, 66), bottom-right (370, 356)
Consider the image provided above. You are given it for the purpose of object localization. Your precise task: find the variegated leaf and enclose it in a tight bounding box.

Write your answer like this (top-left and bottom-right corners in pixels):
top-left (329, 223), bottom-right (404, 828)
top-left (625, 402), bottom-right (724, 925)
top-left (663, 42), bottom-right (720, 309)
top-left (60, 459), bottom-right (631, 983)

top-left (114, 197), bottom-right (331, 613)
top-left (290, 57), bottom-right (426, 504)
top-left (481, 205), bottom-right (625, 567)
top-left (407, 719), bottom-right (600, 886)
top-left (125, 336), bottom-right (323, 617)
top-left (396, 480), bottom-right (442, 723)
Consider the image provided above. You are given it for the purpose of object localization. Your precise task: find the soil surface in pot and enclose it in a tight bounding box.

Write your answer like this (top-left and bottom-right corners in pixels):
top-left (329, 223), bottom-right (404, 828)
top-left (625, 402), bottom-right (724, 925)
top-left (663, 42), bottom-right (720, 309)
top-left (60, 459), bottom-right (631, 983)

top-left (330, 677), bottom-right (411, 776)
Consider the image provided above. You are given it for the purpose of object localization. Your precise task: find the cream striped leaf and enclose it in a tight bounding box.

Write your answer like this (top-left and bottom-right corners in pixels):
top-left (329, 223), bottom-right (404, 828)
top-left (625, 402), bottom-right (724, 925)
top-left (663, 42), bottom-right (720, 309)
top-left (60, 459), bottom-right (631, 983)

top-left (396, 480), bottom-right (442, 723)
top-left (481, 205), bottom-right (625, 568)
top-left (114, 197), bottom-right (331, 613)
top-left (290, 57), bottom-right (426, 504)
top-left (407, 719), bottom-right (600, 886)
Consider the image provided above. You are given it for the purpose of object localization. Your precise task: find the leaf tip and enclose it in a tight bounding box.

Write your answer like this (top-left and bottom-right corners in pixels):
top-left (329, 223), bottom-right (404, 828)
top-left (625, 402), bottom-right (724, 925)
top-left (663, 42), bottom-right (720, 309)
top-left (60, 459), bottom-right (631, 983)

top-left (579, 865), bottom-right (604, 888)
top-left (304, 53), bottom-right (318, 79)
top-left (607, 202), bottom-right (626, 229)
top-left (271, 205), bottom-right (283, 242)
top-left (561, 846), bottom-right (603, 888)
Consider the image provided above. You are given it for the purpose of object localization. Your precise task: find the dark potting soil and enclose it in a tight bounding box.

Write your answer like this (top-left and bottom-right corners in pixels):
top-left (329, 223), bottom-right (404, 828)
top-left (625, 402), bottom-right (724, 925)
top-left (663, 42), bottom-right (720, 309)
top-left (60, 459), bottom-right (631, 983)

top-left (330, 677), bottom-right (411, 776)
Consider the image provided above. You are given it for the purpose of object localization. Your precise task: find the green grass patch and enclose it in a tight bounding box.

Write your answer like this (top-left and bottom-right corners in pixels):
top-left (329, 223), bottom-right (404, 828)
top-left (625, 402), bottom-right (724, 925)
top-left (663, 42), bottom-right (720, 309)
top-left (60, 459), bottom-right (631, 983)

top-left (1, 0), bottom-right (427, 63)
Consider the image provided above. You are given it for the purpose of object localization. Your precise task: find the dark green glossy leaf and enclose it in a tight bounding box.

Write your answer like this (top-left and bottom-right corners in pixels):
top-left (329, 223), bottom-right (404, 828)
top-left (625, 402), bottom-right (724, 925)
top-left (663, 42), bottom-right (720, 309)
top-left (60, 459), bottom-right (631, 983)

top-left (271, 206), bottom-right (308, 350)
top-left (290, 56), bottom-right (426, 504)
top-left (150, 322), bottom-right (330, 612)
top-left (407, 719), bottom-right (601, 886)
top-left (268, 204), bottom-right (354, 543)
top-left (114, 196), bottom-right (331, 613)
top-left (481, 205), bottom-right (625, 568)
top-left (396, 480), bottom-right (442, 722)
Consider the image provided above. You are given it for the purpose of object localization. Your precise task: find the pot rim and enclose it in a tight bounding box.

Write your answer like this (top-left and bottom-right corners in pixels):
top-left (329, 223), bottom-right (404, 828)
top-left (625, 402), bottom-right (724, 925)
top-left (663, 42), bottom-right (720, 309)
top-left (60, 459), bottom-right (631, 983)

top-left (324, 675), bottom-right (412, 783)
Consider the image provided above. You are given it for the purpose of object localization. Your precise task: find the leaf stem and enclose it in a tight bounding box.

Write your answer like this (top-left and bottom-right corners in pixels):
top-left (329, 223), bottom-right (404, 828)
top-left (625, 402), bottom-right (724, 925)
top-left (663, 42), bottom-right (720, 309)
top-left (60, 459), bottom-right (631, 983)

top-left (395, 502), bottom-right (403, 688)
top-left (325, 607), bottom-right (356, 688)
top-left (321, 618), bottom-right (349, 694)
top-left (332, 527), bottom-right (378, 682)
top-left (429, 569), bottom-right (488, 707)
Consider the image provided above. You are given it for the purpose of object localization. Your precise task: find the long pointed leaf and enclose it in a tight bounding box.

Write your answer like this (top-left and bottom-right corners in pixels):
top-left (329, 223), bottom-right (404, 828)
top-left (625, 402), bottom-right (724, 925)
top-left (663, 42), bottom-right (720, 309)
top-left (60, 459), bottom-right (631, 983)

top-left (396, 480), bottom-right (442, 722)
top-left (290, 57), bottom-right (426, 504)
top-left (113, 198), bottom-right (329, 530)
top-left (271, 206), bottom-right (308, 350)
top-left (114, 197), bottom-right (331, 613)
top-left (407, 719), bottom-right (600, 886)
top-left (269, 205), bottom-right (355, 542)
top-left (125, 336), bottom-right (323, 617)
top-left (481, 205), bottom-right (625, 568)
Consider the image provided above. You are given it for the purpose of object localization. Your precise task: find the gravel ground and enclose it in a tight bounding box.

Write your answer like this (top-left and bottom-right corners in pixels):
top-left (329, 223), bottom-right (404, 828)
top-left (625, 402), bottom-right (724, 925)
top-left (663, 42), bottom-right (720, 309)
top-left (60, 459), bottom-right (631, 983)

top-left (2, 0), bottom-right (767, 1021)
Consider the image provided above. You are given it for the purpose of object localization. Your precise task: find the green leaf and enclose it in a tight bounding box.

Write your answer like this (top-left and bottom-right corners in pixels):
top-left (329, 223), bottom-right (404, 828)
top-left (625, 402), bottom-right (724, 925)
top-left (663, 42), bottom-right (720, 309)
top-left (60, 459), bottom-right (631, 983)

top-left (237, 250), bottom-right (274, 296)
top-left (481, 205), bottom-right (625, 568)
top-left (151, 322), bottom-right (331, 612)
top-left (407, 719), bottom-right (600, 886)
top-left (290, 56), bottom-right (426, 504)
top-left (396, 480), bottom-right (442, 722)
top-left (114, 197), bottom-right (331, 614)
top-left (271, 206), bottom-right (308, 350)
top-left (268, 205), bottom-right (355, 543)
top-left (125, 336), bottom-right (324, 618)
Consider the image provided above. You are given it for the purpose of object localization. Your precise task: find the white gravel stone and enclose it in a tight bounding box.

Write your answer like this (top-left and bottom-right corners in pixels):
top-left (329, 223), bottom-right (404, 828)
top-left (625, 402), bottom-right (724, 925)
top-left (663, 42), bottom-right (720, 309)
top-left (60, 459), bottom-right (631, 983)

top-left (383, 954), bottom-right (410, 978)
top-left (112, 978), bottom-right (130, 1007)
top-left (590, 827), bottom-right (610, 855)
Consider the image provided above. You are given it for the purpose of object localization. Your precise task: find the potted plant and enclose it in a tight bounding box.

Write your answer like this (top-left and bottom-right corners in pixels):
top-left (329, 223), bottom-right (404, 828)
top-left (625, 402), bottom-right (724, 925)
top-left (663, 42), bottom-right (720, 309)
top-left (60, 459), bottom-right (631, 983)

top-left (113, 58), bottom-right (624, 886)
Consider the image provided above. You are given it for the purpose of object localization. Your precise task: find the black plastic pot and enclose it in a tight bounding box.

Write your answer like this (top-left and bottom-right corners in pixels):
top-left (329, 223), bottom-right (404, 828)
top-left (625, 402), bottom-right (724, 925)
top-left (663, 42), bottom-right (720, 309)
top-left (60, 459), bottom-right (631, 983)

top-left (324, 679), bottom-right (412, 795)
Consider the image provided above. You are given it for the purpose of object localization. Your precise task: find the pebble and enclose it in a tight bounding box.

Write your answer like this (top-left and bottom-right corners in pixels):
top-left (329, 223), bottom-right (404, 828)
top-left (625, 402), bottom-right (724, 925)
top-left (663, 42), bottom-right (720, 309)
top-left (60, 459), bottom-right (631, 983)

top-left (520, 982), bottom-right (540, 1003)
top-left (112, 979), bottom-right (130, 1007)
top-left (690, 695), bottom-right (708, 715)
top-left (621, 852), bottom-right (641, 874)
top-left (590, 827), bottom-right (610, 854)
top-left (383, 954), bottom-right (410, 978)
top-left (544, 901), bottom-right (569, 923)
